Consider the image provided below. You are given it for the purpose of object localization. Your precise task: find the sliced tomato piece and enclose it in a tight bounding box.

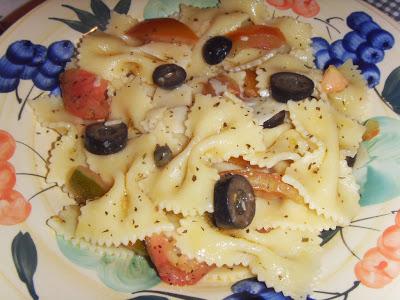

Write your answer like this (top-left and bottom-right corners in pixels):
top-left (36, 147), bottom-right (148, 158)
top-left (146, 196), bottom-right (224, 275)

top-left (256, 227), bottom-right (272, 233)
top-left (363, 119), bottom-right (380, 141)
top-left (126, 18), bottom-right (198, 45)
top-left (60, 69), bottom-right (110, 120)
top-left (202, 74), bottom-right (241, 97)
top-left (292, 0), bottom-right (320, 18)
top-left (243, 70), bottom-right (259, 98)
top-left (0, 161), bottom-right (16, 193)
top-left (0, 130), bottom-right (16, 161)
top-left (266, 0), bottom-right (294, 10)
top-left (228, 156), bottom-right (265, 171)
top-left (145, 234), bottom-right (213, 286)
top-left (321, 65), bottom-right (349, 93)
top-left (220, 169), bottom-right (303, 204)
top-left (227, 25), bottom-right (286, 51)
top-left (0, 190), bottom-right (31, 225)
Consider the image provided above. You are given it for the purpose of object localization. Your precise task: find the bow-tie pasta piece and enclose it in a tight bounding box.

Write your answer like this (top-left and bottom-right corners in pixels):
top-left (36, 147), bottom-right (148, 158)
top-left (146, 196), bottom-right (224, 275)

top-left (174, 216), bottom-right (321, 299)
top-left (283, 99), bottom-right (360, 225)
top-left (326, 61), bottom-right (368, 121)
top-left (29, 94), bottom-right (82, 132)
top-left (47, 127), bottom-right (86, 188)
top-left (75, 172), bottom-right (173, 247)
top-left (47, 205), bottom-right (134, 258)
top-left (147, 94), bottom-right (265, 216)
top-left (256, 54), bottom-right (322, 97)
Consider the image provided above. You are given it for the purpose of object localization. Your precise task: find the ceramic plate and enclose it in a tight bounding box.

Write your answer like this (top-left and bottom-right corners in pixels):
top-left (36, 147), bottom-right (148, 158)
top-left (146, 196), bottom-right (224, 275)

top-left (1, 0), bottom-right (400, 299)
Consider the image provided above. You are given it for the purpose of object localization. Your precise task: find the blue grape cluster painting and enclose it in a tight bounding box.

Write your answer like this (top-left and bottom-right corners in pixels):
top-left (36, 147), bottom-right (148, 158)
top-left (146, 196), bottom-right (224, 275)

top-left (312, 11), bottom-right (395, 88)
top-left (0, 40), bottom-right (74, 94)
top-left (0, 40), bottom-right (74, 119)
top-left (223, 278), bottom-right (298, 300)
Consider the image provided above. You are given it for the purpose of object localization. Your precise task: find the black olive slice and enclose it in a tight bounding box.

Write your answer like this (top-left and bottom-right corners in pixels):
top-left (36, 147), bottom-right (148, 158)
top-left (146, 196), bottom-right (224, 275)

top-left (154, 144), bottom-right (173, 167)
top-left (263, 110), bottom-right (286, 129)
top-left (153, 64), bottom-right (187, 90)
top-left (213, 174), bottom-right (255, 229)
top-left (270, 72), bottom-right (314, 103)
top-left (203, 36), bottom-right (232, 65)
top-left (346, 155), bottom-right (357, 168)
top-left (84, 121), bottom-right (128, 155)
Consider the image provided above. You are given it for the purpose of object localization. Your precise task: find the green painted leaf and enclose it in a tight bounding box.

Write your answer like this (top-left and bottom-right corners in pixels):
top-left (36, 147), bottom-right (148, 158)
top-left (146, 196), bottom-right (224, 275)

top-left (143, 0), bottom-right (219, 19)
top-left (182, 0), bottom-right (220, 8)
top-left (129, 296), bottom-right (168, 300)
top-left (61, 4), bottom-right (104, 30)
top-left (91, 0), bottom-right (111, 28)
top-left (131, 291), bottom-right (206, 300)
top-left (319, 227), bottom-right (341, 246)
top-left (354, 117), bottom-right (400, 206)
top-left (382, 66), bottom-right (400, 114)
top-left (11, 232), bottom-right (39, 300)
top-left (56, 235), bottom-right (160, 293)
top-left (144, 0), bottom-right (180, 19)
top-left (49, 18), bottom-right (94, 33)
top-left (114, 0), bottom-right (132, 14)
top-left (97, 255), bottom-right (160, 292)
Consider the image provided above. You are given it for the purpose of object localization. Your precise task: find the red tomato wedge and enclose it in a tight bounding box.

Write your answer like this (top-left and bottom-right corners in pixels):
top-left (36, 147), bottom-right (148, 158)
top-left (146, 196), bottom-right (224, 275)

top-left (228, 156), bottom-right (265, 171)
top-left (321, 65), bottom-right (349, 93)
top-left (126, 18), bottom-right (198, 45)
top-left (227, 25), bottom-right (286, 51)
top-left (202, 74), bottom-right (241, 97)
top-left (0, 190), bottom-right (31, 225)
top-left (219, 169), bottom-right (303, 204)
top-left (0, 130), bottom-right (16, 161)
top-left (145, 234), bottom-right (213, 286)
top-left (243, 70), bottom-right (259, 98)
top-left (266, 0), bottom-right (294, 10)
top-left (292, 0), bottom-right (320, 18)
top-left (363, 120), bottom-right (380, 141)
top-left (0, 161), bottom-right (16, 193)
top-left (60, 69), bottom-right (110, 120)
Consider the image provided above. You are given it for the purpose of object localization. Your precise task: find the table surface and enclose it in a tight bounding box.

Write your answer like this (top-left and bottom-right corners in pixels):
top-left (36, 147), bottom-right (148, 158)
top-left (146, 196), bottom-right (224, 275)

top-left (0, 0), bottom-right (399, 34)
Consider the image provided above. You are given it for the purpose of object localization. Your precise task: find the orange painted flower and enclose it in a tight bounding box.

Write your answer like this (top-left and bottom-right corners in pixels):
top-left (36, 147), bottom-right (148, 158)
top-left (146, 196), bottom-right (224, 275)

top-left (266, 0), bottom-right (293, 10)
top-left (292, 0), bottom-right (320, 18)
top-left (355, 259), bottom-right (392, 288)
top-left (378, 225), bottom-right (400, 261)
top-left (355, 212), bottom-right (400, 288)
top-left (0, 190), bottom-right (31, 225)
top-left (266, 0), bottom-right (320, 18)
top-left (0, 129), bottom-right (32, 225)
top-left (0, 130), bottom-right (16, 161)
top-left (0, 161), bottom-right (16, 193)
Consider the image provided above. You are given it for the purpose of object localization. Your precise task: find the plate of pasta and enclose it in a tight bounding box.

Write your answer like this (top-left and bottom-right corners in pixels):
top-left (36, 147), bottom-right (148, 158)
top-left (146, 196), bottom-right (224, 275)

top-left (1, 0), bottom-right (400, 300)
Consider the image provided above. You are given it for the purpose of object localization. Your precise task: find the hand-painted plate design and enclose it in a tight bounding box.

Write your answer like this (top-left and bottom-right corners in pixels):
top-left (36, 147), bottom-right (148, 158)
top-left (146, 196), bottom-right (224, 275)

top-left (0, 1), bottom-right (399, 299)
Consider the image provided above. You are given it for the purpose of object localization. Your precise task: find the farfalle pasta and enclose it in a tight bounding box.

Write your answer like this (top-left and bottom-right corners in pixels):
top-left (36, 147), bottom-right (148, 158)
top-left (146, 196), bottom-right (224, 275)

top-left (34, 1), bottom-right (371, 299)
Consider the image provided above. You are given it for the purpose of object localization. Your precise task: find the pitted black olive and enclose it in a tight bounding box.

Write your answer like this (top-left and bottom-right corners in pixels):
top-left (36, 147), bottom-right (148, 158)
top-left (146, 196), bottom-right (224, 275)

top-left (213, 174), bottom-right (255, 229)
top-left (154, 144), bottom-right (173, 167)
top-left (346, 155), bottom-right (357, 168)
top-left (152, 64), bottom-right (187, 90)
top-left (270, 72), bottom-right (314, 103)
top-left (84, 121), bottom-right (128, 155)
top-left (203, 36), bottom-right (232, 65)
top-left (263, 110), bottom-right (286, 129)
